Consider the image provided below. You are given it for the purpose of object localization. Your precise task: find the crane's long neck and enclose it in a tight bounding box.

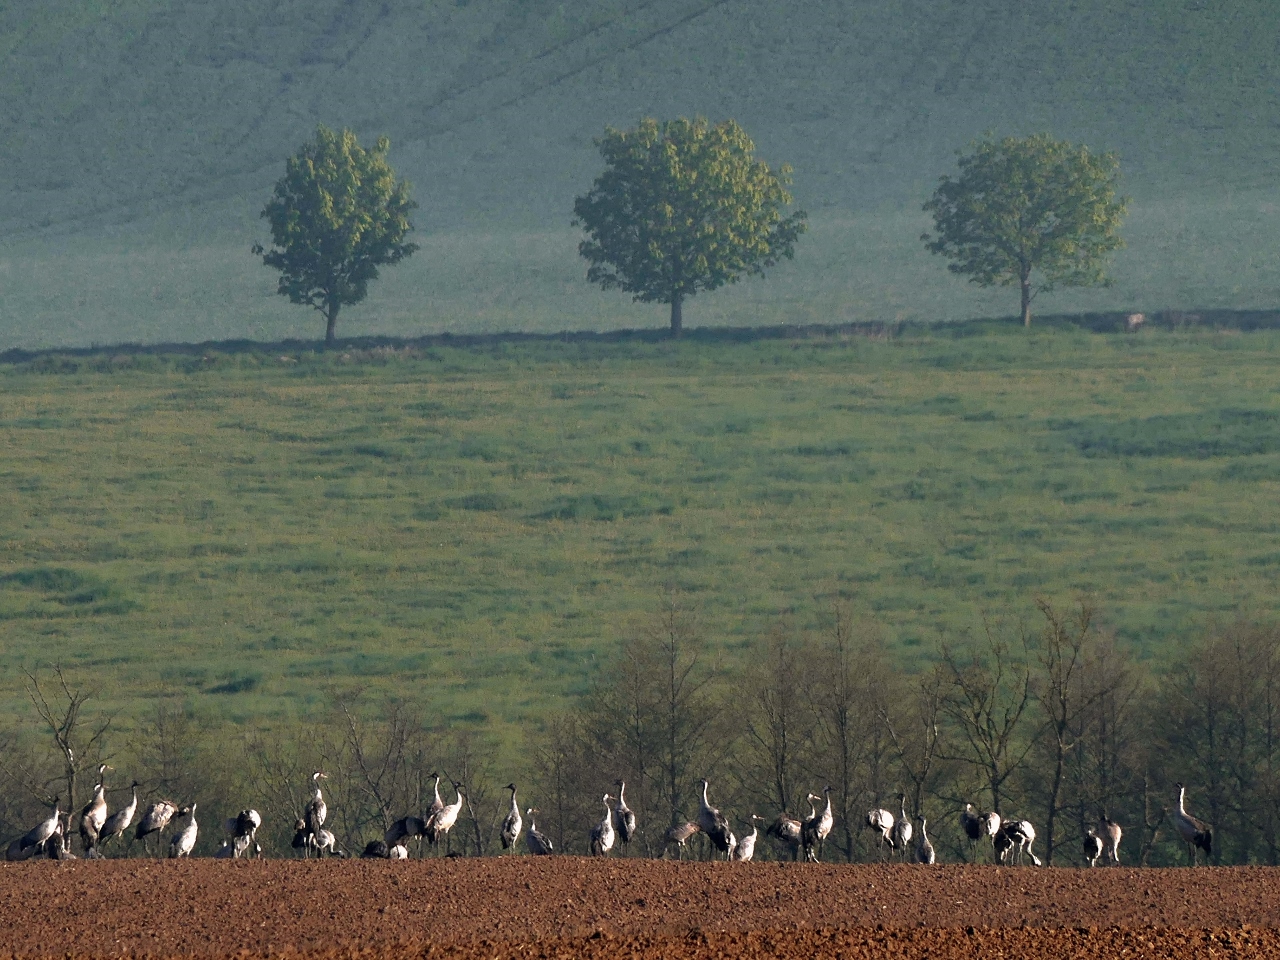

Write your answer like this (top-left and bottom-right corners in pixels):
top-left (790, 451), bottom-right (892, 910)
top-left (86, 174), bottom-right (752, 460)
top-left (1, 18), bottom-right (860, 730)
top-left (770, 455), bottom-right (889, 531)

top-left (1177, 787), bottom-right (1187, 816)
top-left (701, 782), bottom-right (710, 808)
top-left (823, 792), bottom-right (832, 816)
top-left (509, 790), bottom-right (519, 815)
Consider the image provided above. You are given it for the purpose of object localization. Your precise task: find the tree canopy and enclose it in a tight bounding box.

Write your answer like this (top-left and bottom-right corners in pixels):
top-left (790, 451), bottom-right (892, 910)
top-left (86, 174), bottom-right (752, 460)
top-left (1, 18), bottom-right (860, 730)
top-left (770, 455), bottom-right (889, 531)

top-left (922, 133), bottom-right (1128, 327)
top-left (257, 125), bottom-right (418, 346)
top-left (573, 117), bottom-right (806, 336)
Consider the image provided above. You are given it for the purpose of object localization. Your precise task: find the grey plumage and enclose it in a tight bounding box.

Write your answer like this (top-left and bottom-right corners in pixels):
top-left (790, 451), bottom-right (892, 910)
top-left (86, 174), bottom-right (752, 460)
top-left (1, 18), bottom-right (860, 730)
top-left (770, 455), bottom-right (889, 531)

top-left (589, 794), bottom-right (616, 856)
top-left (914, 815), bottom-right (936, 865)
top-left (500, 783), bottom-right (522, 851)
top-left (696, 779), bottom-right (733, 857)
top-left (168, 803), bottom-right (198, 858)
top-left (99, 782), bottom-right (140, 850)
top-left (524, 808), bottom-right (554, 856)
top-left (613, 780), bottom-right (637, 847)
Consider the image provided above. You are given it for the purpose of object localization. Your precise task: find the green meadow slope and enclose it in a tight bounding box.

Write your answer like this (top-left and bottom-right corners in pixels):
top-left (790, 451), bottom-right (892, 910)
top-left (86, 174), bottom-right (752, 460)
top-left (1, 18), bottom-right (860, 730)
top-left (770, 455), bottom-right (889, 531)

top-left (0, 0), bottom-right (1278, 347)
top-left (4, 326), bottom-right (1280, 736)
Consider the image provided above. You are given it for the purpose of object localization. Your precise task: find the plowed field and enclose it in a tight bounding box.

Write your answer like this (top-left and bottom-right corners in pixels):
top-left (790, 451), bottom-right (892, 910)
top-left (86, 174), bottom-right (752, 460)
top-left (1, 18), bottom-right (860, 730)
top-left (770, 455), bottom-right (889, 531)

top-left (1, 858), bottom-right (1277, 959)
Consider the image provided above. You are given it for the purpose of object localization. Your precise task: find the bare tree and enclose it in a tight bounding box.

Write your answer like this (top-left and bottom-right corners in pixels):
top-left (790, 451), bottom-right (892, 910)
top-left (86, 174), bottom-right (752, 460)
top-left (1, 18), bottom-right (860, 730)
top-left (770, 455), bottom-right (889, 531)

top-left (21, 666), bottom-right (113, 844)
top-left (527, 712), bottom-right (593, 855)
top-left (883, 664), bottom-right (948, 825)
top-left (938, 619), bottom-right (1035, 815)
top-left (810, 606), bottom-right (893, 862)
top-left (742, 623), bottom-right (818, 819)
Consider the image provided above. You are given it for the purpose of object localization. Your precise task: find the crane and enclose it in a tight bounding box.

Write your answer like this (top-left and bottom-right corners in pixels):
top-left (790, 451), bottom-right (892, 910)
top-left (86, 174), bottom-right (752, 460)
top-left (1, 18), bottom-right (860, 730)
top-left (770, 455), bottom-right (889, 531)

top-left (959, 803), bottom-right (984, 861)
top-left (136, 799), bottom-right (182, 856)
top-left (1083, 828), bottom-right (1103, 867)
top-left (732, 814), bottom-right (764, 862)
top-left (98, 781), bottom-right (140, 853)
top-left (426, 781), bottom-right (465, 853)
top-left (889, 794), bottom-right (913, 861)
top-left (1173, 782), bottom-right (1212, 866)
top-left (766, 811), bottom-right (802, 860)
top-left (589, 794), bottom-right (616, 856)
top-left (1097, 814), bottom-right (1122, 865)
top-left (304, 771), bottom-right (328, 838)
top-left (866, 803), bottom-right (895, 859)
top-left (385, 815), bottom-right (427, 851)
top-left (663, 821), bottom-right (700, 859)
top-left (613, 780), bottom-right (637, 851)
top-left (78, 763), bottom-right (111, 853)
top-left (915, 815), bottom-right (935, 864)
top-left (168, 804), bottom-right (198, 858)
top-left (291, 818), bottom-right (310, 857)
top-left (802, 786), bottom-right (834, 862)
top-left (6, 799), bottom-right (62, 861)
top-left (995, 818), bottom-right (1041, 866)
top-left (696, 778), bottom-right (733, 859)
top-left (311, 828), bottom-right (340, 857)
top-left (500, 783), bottom-right (522, 852)
top-left (525, 808), bottom-right (554, 856)
top-left (224, 809), bottom-right (262, 858)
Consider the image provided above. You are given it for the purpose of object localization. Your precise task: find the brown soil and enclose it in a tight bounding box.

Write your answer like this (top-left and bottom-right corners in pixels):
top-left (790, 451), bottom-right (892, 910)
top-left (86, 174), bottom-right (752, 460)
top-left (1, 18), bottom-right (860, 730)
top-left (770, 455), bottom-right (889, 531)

top-left (1, 858), bottom-right (1277, 959)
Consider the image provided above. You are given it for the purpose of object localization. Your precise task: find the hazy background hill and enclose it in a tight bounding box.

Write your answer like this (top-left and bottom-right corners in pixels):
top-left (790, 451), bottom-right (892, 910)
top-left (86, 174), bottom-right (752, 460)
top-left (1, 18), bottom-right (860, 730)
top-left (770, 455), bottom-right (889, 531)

top-left (2, 0), bottom-right (1278, 348)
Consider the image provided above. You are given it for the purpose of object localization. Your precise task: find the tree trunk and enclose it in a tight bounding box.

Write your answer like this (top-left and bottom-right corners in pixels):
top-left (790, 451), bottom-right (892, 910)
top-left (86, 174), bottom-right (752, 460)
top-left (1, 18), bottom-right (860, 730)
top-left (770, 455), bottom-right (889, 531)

top-left (1020, 273), bottom-right (1032, 327)
top-left (669, 293), bottom-right (683, 337)
top-left (325, 300), bottom-right (340, 347)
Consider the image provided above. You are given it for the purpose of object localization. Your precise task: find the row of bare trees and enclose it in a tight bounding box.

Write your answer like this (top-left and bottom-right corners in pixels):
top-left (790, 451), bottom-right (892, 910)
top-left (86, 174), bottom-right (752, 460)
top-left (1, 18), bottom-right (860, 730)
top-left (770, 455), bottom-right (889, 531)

top-left (3, 600), bottom-right (1278, 865)
top-left (528, 598), bottom-right (1280, 866)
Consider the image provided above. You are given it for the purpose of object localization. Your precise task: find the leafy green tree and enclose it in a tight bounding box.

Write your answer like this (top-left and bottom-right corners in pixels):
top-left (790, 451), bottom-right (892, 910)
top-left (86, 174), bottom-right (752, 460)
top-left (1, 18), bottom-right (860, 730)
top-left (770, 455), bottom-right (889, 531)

top-left (922, 133), bottom-right (1128, 327)
top-left (573, 117), bottom-right (806, 336)
top-left (256, 125), bottom-right (417, 346)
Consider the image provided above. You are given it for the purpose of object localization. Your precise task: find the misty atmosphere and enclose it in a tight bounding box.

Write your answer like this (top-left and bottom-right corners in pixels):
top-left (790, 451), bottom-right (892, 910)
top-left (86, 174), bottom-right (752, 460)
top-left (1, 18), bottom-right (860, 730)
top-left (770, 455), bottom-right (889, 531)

top-left (3, 4), bottom-right (1280, 957)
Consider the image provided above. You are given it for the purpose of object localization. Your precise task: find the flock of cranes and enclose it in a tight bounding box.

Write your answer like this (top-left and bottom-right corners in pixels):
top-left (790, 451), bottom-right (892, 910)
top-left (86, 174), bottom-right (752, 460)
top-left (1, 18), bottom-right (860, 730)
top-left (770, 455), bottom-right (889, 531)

top-left (4, 764), bottom-right (1219, 867)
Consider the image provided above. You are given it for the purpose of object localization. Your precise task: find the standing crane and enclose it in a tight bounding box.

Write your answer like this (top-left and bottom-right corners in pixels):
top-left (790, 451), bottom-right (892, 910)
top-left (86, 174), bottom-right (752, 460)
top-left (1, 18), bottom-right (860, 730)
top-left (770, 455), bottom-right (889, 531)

top-left (915, 816), bottom-right (936, 864)
top-left (766, 811), bottom-right (802, 860)
top-left (1083, 828), bottom-right (1103, 867)
top-left (589, 794), bottom-right (616, 856)
top-left (427, 772), bottom-right (445, 824)
top-left (78, 764), bottom-right (112, 854)
top-left (426, 781), bottom-right (465, 853)
top-left (525, 808), bottom-right (554, 856)
top-left (1097, 813), bottom-right (1122, 865)
top-left (168, 804), bottom-right (198, 858)
top-left (500, 783), bottom-right (522, 852)
top-left (732, 814), bottom-right (764, 862)
top-left (6, 799), bottom-right (62, 861)
top-left (305, 772), bottom-right (328, 839)
top-left (995, 818), bottom-right (1041, 866)
top-left (1173, 782), bottom-right (1212, 866)
top-left (663, 821), bottom-right (701, 859)
top-left (136, 799), bottom-right (182, 856)
top-left (225, 809), bottom-right (262, 858)
top-left (291, 819), bottom-right (310, 857)
top-left (866, 803), bottom-right (895, 859)
top-left (613, 780), bottom-right (637, 851)
top-left (959, 803), bottom-right (984, 862)
top-left (696, 778), bottom-right (733, 859)
top-left (802, 787), bottom-right (834, 862)
top-left (384, 815), bottom-right (427, 851)
top-left (98, 781), bottom-right (140, 854)
top-left (889, 794), bottom-right (913, 861)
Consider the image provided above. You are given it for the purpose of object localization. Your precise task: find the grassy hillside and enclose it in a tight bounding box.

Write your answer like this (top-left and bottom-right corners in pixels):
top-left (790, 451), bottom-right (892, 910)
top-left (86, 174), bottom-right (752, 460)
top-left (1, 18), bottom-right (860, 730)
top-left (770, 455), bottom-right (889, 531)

top-left (1, 0), bottom-right (1278, 347)
top-left (4, 323), bottom-right (1280, 740)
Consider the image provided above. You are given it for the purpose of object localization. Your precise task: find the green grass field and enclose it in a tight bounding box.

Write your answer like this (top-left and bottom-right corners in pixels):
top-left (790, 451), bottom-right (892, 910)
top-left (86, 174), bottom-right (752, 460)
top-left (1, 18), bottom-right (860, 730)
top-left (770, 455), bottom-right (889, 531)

top-left (4, 321), bottom-right (1280, 743)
